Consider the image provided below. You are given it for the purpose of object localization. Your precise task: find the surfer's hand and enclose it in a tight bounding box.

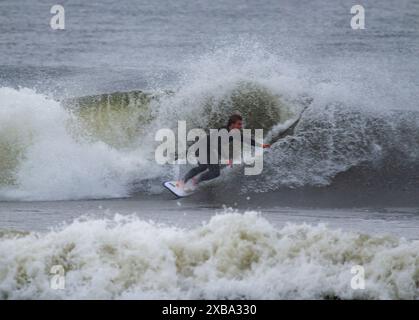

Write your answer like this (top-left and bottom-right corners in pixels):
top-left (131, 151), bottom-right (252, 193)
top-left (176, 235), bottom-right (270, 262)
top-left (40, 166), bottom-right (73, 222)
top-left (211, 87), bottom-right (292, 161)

top-left (262, 144), bottom-right (271, 148)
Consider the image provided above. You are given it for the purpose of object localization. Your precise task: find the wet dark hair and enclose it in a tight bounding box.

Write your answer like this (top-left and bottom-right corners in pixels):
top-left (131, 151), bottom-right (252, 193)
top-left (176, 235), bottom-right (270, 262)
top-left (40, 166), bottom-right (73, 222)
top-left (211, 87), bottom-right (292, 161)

top-left (227, 114), bottom-right (243, 128)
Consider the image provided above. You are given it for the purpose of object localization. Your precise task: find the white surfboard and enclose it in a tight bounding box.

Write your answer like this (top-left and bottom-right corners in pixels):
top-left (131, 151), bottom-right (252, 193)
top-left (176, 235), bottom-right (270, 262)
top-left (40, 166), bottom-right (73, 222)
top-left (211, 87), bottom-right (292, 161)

top-left (163, 181), bottom-right (196, 198)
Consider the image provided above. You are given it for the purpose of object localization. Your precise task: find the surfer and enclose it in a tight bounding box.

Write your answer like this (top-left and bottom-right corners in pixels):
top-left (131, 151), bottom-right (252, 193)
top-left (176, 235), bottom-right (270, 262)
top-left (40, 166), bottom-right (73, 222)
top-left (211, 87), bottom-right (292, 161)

top-left (179, 114), bottom-right (270, 190)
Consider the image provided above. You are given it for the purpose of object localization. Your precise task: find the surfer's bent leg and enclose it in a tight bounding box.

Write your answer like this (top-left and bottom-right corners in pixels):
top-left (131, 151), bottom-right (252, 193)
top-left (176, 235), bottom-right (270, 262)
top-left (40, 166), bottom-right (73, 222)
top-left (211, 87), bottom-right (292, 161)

top-left (197, 164), bottom-right (220, 183)
top-left (183, 164), bottom-right (208, 183)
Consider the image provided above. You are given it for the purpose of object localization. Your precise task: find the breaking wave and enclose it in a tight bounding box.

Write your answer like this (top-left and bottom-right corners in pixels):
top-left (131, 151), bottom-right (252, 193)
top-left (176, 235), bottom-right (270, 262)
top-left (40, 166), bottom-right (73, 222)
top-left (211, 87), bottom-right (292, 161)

top-left (0, 212), bottom-right (418, 299)
top-left (1, 44), bottom-right (419, 201)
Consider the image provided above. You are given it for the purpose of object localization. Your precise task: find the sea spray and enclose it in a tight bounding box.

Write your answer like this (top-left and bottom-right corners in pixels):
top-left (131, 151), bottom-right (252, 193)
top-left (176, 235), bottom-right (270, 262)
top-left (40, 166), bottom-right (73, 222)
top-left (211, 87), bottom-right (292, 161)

top-left (1, 44), bottom-right (419, 201)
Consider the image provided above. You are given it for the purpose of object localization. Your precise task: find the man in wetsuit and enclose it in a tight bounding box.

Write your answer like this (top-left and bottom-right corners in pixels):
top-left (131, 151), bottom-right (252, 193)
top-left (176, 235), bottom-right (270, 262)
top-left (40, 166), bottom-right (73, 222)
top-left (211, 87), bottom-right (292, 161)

top-left (180, 114), bottom-right (270, 189)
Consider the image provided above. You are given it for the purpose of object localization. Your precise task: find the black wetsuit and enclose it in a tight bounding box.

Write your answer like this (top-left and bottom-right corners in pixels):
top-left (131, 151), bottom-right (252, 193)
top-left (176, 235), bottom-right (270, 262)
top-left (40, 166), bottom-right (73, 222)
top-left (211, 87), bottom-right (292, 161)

top-left (183, 127), bottom-right (256, 184)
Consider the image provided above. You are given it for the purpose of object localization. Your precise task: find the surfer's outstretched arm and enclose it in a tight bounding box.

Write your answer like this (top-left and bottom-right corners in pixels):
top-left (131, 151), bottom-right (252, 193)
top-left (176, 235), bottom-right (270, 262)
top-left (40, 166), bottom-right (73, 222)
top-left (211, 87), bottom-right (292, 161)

top-left (242, 135), bottom-right (270, 148)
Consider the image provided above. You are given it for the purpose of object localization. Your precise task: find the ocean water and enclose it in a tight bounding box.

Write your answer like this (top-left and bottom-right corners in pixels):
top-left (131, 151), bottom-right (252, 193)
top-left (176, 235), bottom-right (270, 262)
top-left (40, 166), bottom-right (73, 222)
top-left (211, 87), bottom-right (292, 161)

top-left (0, 0), bottom-right (418, 299)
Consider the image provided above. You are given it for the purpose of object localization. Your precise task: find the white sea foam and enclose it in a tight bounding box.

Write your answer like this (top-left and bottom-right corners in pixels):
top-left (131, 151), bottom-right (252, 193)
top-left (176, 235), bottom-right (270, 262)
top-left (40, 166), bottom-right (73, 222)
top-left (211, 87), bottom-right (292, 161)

top-left (0, 87), bottom-right (159, 201)
top-left (0, 211), bottom-right (417, 299)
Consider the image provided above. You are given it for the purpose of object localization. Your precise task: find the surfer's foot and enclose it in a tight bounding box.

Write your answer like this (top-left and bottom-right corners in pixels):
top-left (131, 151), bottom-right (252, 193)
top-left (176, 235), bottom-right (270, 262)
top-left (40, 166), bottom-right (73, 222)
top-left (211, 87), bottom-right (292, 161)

top-left (176, 180), bottom-right (185, 188)
top-left (184, 177), bottom-right (198, 192)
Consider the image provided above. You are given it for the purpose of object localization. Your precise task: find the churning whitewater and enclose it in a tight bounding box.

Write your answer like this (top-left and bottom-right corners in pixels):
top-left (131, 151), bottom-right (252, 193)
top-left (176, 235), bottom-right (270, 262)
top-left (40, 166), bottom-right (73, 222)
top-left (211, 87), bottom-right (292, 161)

top-left (1, 45), bottom-right (419, 202)
top-left (1, 0), bottom-right (419, 302)
top-left (0, 211), bottom-right (418, 300)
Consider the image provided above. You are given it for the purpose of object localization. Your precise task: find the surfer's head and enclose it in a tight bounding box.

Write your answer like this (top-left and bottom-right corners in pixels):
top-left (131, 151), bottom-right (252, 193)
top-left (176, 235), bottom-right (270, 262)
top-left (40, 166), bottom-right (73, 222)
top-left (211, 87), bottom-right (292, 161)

top-left (227, 114), bottom-right (243, 130)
